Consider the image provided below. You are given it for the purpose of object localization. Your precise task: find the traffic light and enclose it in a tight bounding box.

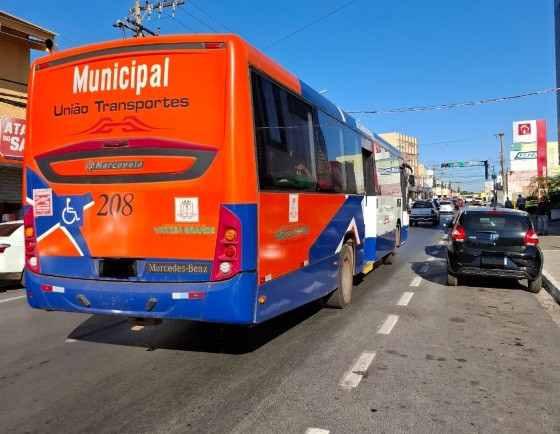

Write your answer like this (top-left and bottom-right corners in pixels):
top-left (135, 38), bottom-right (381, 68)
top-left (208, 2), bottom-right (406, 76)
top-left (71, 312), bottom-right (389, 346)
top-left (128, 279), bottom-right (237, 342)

top-left (484, 160), bottom-right (489, 180)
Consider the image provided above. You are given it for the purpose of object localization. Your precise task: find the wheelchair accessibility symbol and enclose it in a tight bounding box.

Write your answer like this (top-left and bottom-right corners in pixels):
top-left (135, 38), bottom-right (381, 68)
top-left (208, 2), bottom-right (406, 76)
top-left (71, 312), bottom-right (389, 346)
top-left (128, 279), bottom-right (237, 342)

top-left (60, 196), bottom-right (84, 227)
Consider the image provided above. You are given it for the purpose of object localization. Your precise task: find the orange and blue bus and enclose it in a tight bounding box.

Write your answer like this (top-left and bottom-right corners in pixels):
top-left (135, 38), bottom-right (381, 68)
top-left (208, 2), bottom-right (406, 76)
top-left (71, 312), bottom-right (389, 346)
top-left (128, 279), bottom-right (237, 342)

top-left (23, 34), bottom-right (410, 325)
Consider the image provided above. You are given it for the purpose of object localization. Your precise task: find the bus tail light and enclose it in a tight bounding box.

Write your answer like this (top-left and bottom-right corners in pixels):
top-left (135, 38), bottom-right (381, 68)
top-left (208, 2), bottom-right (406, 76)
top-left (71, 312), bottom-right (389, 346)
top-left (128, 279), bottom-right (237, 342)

top-left (23, 207), bottom-right (41, 273)
top-left (211, 206), bottom-right (241, 281)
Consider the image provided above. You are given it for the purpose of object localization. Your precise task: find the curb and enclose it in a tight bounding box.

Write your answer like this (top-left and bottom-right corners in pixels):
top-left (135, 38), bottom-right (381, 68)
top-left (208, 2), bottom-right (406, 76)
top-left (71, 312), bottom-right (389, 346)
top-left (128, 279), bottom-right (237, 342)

top-left (542, 269), bottom-right (560, 303)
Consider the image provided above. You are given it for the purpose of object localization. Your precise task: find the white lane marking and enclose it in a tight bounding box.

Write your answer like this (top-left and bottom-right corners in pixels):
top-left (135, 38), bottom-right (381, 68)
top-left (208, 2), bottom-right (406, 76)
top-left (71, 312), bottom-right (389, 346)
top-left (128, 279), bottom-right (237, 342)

top-left (378, 315), bottom-right (399, 334)
top-left (0, 295), bottom-right (26, 304)
top-left (306, 429), bottom-right (330, 434)
top-left (340, 352), bottom-right (376, 389)
top-left (428, 256), bottom-right (435, 262)
top-left (65, 339), bottom-right (77, 343)
top-left (439, 240), bottom-right (445, 245)
top-left (420, 264), bottom-right (429, 273)
top-left (397, 292), bottom-right (414, 306)
top-left (410, 276), bottom-right (422, 287)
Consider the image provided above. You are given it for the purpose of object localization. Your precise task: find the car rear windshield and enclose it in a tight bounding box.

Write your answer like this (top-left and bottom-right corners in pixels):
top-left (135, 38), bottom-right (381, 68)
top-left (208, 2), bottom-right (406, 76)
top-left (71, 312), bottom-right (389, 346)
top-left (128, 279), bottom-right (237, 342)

top-left (440, 201), bottom-right (452, 205)
top-left (0, 222), bottom-right (22, 237)
top-left (461, 213), bottom-right (529, 232)
top-left (412, 202), bottom-right (433, 209)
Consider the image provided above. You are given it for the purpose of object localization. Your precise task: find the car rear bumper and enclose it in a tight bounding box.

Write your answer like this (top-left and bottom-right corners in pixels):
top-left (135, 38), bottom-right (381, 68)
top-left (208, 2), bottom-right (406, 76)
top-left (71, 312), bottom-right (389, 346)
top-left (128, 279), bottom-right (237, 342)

top-left (446, 247), bottom-right (542, 281)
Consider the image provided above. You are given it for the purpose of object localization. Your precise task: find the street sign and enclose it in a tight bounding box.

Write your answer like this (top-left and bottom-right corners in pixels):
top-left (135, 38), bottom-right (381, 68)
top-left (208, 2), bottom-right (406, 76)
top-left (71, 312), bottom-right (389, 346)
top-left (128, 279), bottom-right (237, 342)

top-left (441, 160), bottom-right (485, 168)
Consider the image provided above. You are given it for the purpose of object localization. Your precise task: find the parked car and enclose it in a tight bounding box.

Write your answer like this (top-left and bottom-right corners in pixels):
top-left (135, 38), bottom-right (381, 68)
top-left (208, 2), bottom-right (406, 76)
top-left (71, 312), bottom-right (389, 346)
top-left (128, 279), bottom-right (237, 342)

top-left (445, 208), bottom-right (543, 292)
top-left (410, 201), bottom-right (440, 226)
top-left (0, 220), bottom-right (24, 285)
top-left (439, 200), bottom-right (455, 214)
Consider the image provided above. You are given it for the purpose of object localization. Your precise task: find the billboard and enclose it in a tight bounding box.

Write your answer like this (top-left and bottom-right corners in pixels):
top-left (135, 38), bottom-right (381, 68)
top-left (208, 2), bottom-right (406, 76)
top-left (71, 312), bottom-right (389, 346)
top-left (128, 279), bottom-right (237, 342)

top-left (512, 119), bottom-right (547, 178)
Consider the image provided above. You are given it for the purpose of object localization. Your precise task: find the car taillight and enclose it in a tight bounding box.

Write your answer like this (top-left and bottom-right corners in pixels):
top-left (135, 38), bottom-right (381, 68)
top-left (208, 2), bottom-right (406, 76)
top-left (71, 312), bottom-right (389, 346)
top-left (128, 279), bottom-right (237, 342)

top-left (211, 206), bottom-right (241, 281)
top-left (23, 207), bottom-right (41, 273)
top-left (524, 229), bottom-right (539, 246)
top-left (451, 226), bottom-right (466, 241)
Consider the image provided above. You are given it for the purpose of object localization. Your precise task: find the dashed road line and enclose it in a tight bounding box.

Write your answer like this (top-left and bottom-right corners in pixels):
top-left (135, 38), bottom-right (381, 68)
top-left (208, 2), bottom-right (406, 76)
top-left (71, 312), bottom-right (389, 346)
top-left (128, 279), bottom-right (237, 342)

top-left (427, 256), bottom-right (435, 262)
top-left (397, 292), bottom-right (414, 306)
top-left (305, 428), bottom-right (330, 434)
top-left (340, 351), bottom-right (376, 389)
top-left (0, 295), bottom-right (26, 304)
top-left (439, 240), bottom-right (445, 245)
top-left (378, 314), bottom-right (399, 334)
top-left (410, 276), bottom-right (422, 287)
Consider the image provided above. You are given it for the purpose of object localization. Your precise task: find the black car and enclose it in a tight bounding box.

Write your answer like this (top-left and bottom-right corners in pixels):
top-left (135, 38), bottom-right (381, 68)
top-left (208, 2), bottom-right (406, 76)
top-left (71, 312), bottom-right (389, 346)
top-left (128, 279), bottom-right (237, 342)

top-left (445, 207), bottom-right (543, 292)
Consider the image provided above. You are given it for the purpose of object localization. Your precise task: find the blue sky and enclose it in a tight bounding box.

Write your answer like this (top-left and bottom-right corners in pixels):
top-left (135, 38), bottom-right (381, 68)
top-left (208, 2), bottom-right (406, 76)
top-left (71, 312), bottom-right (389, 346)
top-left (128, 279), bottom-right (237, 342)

top-left (2, 0), bottom-right (556, 191)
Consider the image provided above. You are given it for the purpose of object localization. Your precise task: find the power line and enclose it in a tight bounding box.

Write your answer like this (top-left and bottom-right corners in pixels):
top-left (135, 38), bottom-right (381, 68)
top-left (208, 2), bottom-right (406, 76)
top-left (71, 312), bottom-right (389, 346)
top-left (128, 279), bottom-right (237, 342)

top-left (163, 9), bottom-right (197, 33)
top-left (262, 0), bottom-right (361, 51)
top-left (186, 0), bottom-right (233, 32)
top-left (347, 87), bottom-right (560, 114)
top-left (177, 4), bottom-right (219, 32)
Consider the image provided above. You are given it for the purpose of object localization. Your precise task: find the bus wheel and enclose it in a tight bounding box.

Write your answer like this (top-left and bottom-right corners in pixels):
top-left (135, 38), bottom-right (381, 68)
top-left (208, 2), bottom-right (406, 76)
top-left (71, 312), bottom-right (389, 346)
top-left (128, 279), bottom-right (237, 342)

top-left (326, 244), bottom-right (354, 308)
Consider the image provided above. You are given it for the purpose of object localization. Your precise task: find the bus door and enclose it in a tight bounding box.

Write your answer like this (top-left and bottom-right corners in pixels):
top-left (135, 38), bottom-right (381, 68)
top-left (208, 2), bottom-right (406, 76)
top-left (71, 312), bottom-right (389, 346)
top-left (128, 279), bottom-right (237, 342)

top-left (362, 148), bottom-right (378, 263)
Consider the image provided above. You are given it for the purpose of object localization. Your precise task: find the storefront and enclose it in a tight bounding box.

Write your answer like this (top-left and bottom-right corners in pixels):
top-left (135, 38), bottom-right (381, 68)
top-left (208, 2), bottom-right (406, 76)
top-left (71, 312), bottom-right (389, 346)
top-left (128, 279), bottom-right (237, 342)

top-left (0, 11), bottom-right (56, 221)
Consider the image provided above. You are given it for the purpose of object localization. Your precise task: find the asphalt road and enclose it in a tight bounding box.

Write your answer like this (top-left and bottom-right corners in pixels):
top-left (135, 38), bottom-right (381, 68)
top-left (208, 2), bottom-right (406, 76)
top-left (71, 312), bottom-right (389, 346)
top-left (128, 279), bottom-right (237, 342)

top-left (1, 220), bottom-right (560, 433)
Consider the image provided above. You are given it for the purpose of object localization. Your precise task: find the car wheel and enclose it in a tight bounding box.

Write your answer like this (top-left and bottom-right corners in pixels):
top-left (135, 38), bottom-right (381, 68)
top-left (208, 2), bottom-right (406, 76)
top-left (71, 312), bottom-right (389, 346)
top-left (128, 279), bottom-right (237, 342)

top-left (447, 272), bottom-right (458, 286)
top-left (20, 270), bottom-right (25, 288)
top-left (326, 243), bottom-right (354, 308)
top-left (432, 219), bottom-right (438, 226)
top-left (528, 275), bottom-right (542, 293)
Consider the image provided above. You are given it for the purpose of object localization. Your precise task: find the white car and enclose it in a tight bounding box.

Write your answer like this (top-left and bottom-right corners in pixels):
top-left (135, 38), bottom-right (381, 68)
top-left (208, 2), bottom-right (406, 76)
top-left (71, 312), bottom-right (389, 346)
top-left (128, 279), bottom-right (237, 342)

top-left (0, 220), bottom-right (24, 284)
top-left (439, 200), bottom-right (455, 213)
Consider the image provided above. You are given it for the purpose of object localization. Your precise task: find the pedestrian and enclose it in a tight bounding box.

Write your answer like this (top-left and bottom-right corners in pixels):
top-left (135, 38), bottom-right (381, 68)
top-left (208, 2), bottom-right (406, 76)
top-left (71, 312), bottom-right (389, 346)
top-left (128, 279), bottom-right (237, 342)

top-left (504, 197), bottom-right (512, 208)
top-left (537, 195), bottom-right (551, 235)
top-left (516, 194), bottom-right (525, 211)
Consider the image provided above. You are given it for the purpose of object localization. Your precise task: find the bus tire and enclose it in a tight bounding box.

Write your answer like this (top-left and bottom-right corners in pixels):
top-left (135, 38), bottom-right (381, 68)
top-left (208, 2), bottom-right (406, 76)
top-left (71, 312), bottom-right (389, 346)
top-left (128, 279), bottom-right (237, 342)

top-left (20, 270), bottom-right (25, 288)
top-left (326, 244), bottom-right (354, 308)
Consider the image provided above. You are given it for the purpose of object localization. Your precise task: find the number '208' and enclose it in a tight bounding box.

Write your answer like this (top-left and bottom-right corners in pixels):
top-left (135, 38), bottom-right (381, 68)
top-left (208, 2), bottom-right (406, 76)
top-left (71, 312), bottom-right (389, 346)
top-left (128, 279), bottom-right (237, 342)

top-left (97, 193), bottom-right (134, 216)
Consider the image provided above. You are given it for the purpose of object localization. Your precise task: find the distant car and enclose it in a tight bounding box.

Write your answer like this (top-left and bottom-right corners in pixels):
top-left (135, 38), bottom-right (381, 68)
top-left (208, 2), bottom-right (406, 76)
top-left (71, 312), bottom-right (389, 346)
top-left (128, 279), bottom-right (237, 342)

top-left (0, 220), bottom-right (24, 285)
top-left (445, 208), bottom-right (543, 292)
top-left (439, 200), bottom-right (455, 214)
top-left (410, 201), bottom-right (440, 226)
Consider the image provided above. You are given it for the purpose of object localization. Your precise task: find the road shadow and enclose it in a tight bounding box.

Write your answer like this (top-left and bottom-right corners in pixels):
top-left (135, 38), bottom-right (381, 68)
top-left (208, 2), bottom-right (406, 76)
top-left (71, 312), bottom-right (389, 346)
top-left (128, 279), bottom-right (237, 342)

top-left (0, 281), bottom-right (24, 292)
top-left (67, 298), bottom-right (326, 354)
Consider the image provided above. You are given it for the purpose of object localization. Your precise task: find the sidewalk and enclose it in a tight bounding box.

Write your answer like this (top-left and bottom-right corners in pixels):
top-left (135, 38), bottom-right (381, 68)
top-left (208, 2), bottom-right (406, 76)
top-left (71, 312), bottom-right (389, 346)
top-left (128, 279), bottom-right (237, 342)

top-left (533, 216), bottom-right (560, 303)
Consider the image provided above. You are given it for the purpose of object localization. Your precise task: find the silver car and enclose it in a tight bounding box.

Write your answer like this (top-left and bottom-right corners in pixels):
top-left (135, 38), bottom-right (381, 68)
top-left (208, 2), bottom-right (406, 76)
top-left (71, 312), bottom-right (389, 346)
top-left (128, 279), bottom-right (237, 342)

top-left (439, 200), bottom-right (455, 214)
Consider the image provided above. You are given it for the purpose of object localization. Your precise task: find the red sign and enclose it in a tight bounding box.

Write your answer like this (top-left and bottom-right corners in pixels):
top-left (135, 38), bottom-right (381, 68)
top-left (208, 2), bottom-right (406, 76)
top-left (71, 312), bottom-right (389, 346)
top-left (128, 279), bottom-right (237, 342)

top-left (536, 120), bottom-right (547, 179)
top-left (517, 123), bottom-right (532, 136)
top-left (1, 116), bottom-right (25, 160)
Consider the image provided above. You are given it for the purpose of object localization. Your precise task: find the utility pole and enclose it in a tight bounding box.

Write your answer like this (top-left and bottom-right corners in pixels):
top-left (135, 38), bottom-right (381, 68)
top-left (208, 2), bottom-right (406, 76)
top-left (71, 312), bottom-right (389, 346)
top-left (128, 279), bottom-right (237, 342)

top-left (114, 0), bottom-right (185, 37)
top-left (496, 133), bottom-right (508, 199)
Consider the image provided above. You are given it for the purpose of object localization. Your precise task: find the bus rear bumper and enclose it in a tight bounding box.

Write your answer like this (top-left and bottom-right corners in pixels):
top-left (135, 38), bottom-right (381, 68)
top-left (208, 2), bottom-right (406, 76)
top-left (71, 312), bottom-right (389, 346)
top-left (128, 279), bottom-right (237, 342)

top-left (24, 270), bottom-right (258, 325)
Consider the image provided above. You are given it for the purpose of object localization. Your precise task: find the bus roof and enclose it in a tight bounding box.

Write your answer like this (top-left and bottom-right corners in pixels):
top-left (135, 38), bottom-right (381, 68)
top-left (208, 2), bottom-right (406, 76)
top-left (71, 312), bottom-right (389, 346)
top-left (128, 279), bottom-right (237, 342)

top-left (32, 33), bottom-right (402, 159)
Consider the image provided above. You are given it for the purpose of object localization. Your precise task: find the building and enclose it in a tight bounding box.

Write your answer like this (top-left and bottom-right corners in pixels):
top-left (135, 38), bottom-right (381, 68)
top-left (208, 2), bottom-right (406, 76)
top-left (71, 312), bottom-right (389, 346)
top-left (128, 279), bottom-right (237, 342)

top-left (0, 12), bottom-right (56, 220)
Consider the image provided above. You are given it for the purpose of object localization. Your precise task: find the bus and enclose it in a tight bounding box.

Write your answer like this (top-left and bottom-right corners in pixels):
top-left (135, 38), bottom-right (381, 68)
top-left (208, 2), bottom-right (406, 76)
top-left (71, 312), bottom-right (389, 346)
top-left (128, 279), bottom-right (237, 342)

top-left (23, 34), bottom-right (411, 325)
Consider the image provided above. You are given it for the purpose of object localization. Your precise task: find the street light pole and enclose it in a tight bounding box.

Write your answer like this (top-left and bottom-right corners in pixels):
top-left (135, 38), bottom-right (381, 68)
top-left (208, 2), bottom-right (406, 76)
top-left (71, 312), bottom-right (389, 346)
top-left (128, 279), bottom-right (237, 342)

top-left (496, 133), bottom-right (508, 199)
